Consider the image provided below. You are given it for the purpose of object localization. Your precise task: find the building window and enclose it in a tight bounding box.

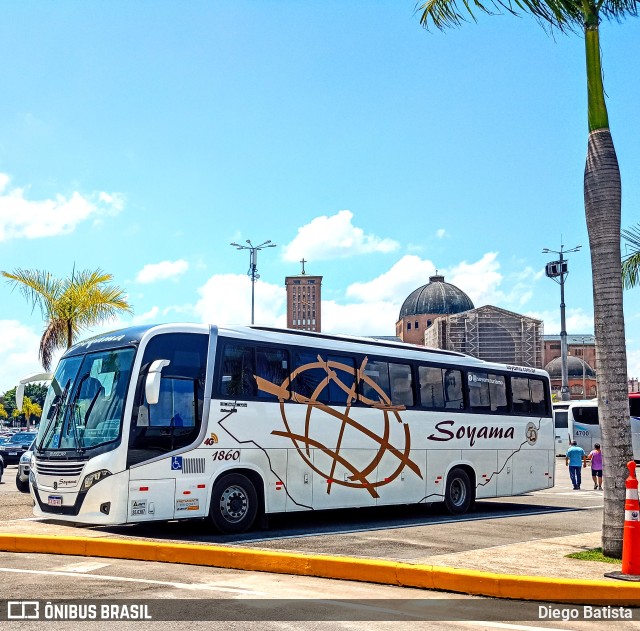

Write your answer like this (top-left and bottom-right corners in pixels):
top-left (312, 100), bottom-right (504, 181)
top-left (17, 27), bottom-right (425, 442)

top-left (407, 322), bottom-right (411, 330)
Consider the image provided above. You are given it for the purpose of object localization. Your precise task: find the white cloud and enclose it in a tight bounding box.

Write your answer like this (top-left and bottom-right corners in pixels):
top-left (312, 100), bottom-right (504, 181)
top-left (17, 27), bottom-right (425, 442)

top-left (282, 210), bottom-right (399, 262)
top-left (0, 321), bottom-right (51, 393)
top-left (136, 260), bottom-right (189, 284)
top-left (436, 228), bottom-right (447, 239)
top-left (346, 255), bottom-right (436, 303)
top-left (132, 306), bottom-right (161, 324)
top-left (446, 253), bottom-right (503, 306)
top-left (524, 308), bottom-right (594, 336)
top-left (194, 274), bottom-right (286, 327)
top-left (321, 300), bottom-right (400, 336)
top-left (0, 173), bottom-right (124, 241)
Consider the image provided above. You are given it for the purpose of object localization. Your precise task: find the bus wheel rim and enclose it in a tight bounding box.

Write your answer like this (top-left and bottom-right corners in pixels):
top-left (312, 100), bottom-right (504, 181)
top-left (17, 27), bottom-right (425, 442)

top-left (451, 479), bottom-right (466, 506)
top-left (219, 484), bottom-right (248, 522)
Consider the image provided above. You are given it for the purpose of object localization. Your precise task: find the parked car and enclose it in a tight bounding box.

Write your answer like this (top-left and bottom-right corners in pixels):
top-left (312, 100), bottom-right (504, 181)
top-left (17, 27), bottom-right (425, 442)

top-left (0, 431), bottom-right (37, 465)
top-left (0, 453), bottom-right (4, 483)
top-left (15, 440), bottom-right (34, 493)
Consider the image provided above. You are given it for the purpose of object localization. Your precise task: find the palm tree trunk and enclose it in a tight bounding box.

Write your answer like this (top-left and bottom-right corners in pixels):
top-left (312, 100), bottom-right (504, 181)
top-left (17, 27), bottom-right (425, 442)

top-left (584, 127), bottom-right (632, 558)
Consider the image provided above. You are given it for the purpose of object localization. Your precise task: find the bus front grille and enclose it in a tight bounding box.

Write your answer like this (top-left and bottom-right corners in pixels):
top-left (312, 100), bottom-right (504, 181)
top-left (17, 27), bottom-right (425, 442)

top-left (35, 461), bottom-right (86, 477)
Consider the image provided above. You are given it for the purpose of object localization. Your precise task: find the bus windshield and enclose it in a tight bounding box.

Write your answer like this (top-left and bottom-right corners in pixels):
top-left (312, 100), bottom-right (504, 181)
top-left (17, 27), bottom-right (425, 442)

top-left (37, 347), bottom-right (136, 452)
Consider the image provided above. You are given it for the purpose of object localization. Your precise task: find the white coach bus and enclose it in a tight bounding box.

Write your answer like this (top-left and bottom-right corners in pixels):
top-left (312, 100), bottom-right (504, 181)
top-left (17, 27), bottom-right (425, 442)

top-left (567, 395), bottom-right (640, 460)
top-left (20, 324), bottom-right (554, 533)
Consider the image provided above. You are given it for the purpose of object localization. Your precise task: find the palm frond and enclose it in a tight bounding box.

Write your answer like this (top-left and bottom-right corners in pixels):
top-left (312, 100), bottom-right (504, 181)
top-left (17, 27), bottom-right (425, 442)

top-left (1, 268), bottom-right (62, 318)
top-left (39, 319), bottom-right (68, 372)
top-left (416, 0), bottom-right (591, 33)
top-left (622, 224), bottom-right (640, 289)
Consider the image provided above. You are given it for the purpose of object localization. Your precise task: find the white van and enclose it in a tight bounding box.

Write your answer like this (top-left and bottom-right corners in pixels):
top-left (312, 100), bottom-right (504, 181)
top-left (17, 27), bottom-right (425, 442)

top-left (567, 398), bottom-right (640, 460)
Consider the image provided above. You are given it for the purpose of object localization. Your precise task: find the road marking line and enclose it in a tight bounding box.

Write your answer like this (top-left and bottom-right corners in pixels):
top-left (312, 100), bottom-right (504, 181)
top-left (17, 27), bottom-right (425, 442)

top-left (460, 623), bottom-right (565, 631)
top-left (54, 561), bottom-right (110, 573)
top-left (0, 567), bottom-right (264, 594)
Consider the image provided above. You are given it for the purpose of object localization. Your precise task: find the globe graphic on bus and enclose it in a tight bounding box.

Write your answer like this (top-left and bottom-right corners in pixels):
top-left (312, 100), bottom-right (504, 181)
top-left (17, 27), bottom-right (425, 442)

top-left (255, 355), bottom-right (422, 498)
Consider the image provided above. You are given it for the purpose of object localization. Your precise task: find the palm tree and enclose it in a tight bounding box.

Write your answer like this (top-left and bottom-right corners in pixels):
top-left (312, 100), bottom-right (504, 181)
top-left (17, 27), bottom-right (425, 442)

top-left (14, 396), bottom-right (42, 431)
top-left (622, 224), bottom-right (640, 288)
top-left (2, 268), bottom-right (133, 372)
top-left (417, 0), bottom-right (636, 557)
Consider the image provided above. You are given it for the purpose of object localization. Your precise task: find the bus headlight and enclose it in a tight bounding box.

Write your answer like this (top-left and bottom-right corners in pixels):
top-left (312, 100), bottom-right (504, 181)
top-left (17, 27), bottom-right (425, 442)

top-left (81, 470), bottom-right (112, 492)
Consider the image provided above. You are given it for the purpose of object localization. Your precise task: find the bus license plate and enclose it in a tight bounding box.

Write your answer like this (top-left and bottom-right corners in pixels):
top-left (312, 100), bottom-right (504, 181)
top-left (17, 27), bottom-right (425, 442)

top-left (48, 496), bottom-right (62, 507)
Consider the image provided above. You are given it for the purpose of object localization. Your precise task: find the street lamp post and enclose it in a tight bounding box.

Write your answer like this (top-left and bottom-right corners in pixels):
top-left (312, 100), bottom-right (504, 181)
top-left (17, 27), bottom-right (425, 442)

top-left (230, 239), bottom-right (277, 325)
top-left (543, 243), bottom-right (581, 402)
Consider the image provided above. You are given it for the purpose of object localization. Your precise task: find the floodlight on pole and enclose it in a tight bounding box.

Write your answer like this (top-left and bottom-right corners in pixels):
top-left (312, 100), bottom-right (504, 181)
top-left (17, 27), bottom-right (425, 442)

top-left (230, 239), bottom-right (277, 325)
top-left (542, 242), bottom-right (582, 402)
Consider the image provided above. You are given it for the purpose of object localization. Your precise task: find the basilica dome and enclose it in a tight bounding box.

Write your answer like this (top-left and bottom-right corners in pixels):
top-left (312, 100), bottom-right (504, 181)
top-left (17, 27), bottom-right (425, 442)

top-left (399, 275), bottom-right (474, 319)
top-left (544, 355), bottom-right (596, 378)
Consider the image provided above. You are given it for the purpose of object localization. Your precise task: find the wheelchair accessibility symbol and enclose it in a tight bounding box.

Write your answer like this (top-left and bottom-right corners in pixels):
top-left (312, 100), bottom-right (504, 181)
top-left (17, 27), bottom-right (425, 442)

top-left (171, 456), bottom-right (183, 471)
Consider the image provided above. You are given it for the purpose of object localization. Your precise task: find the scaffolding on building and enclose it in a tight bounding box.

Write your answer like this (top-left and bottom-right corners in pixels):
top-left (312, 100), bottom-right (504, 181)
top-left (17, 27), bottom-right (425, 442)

top-left (424, 305), bottom-right (543, 368)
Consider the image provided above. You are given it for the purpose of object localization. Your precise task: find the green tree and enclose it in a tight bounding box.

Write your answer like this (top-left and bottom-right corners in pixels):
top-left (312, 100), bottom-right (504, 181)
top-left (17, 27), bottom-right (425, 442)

top-left (0, 403), bottom-right (7, 427)
top-left (417, 0), bottom-right (636, 557)
top-left (2, 268), bottom-right (133, 372)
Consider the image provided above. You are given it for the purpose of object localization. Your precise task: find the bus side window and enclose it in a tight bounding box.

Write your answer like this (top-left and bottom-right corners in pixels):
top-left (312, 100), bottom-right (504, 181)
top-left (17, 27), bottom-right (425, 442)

top-left (468, 371), bottom-right (507, 413)
top-left (419, 366), bottom-right (445, 408)
top-left (128, 333), bottom-right (207, 465)
top-left (511, 377), bottom-right (530, 414)
top-left (290, 350), bottom-right (328, 403)
top-left (389, 362), bottom-right (414, 407)
top-left (219, 344), bottom-right (256, 398)
top-left (360, 359), bottom-right (390, 404)
top-left (256, 347), bottom-right (290, 400)
top-left (468, 371), bottom-right (491, 412)
top-left (327, 355), bottom-right (357, 405)
top-left (529, 379), bottom-right (547, 416)
top-left (489, 374), bottom-right (507, 413)
top-left (444, 369), bottom-right (464, 410)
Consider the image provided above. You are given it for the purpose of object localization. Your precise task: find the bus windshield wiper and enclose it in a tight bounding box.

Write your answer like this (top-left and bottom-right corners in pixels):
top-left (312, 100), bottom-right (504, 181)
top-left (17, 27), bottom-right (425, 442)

top-left (69, 375), bottom-right (88, 453)
top-left (37, 379), bottom-right (71, 452)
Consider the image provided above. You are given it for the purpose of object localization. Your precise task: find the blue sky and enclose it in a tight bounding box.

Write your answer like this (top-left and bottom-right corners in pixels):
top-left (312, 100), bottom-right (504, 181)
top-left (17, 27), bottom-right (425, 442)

top-left (0, 1), bottom-right (639, 392)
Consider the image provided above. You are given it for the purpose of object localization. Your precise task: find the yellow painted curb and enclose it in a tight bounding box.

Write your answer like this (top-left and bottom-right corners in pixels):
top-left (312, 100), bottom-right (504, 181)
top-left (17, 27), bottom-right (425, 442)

top-left (0, 533), bottom-right (639, 605)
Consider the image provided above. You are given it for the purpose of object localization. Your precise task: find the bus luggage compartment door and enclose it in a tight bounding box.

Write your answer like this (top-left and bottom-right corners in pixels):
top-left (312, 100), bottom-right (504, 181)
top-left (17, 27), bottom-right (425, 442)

top-left (127, 477), bottom-right (176, 522)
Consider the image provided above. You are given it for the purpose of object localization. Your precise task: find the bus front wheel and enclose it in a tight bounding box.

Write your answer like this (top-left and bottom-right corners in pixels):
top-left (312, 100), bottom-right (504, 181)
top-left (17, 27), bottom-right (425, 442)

top-left (444, 467), bottom-right (473, 515)
top-left (209, 473), bottom-right (258, 534)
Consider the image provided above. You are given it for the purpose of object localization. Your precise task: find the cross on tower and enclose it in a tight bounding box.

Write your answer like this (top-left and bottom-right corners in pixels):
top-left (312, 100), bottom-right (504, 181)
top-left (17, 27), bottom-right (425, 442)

top-left (300, 258), bottom-right (307, 275)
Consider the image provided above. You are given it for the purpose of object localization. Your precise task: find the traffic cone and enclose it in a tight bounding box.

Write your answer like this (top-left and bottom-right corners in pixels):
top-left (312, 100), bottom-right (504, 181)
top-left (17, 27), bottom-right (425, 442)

top-left (622, 461), bottom-right (640, 575)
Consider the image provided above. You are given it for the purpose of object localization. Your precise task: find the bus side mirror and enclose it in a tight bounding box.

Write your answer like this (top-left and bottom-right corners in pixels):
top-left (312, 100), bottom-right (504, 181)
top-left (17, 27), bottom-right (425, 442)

top-left (16, 372), bottom-right (54, 411)
top-left (16, 384), bottom-right (25, 412)
top-left (145, 360), bottom-right (171, 405)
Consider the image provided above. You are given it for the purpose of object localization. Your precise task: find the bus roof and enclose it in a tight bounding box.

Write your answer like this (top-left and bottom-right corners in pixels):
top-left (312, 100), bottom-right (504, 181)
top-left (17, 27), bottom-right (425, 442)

top-left (61, 322), bottom-right (550, 377)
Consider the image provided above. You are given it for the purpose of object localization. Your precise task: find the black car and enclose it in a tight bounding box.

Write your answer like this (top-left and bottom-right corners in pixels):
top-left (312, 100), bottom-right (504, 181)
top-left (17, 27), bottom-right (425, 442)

top-left (0, 453), bottom-right (4, 483)
top-left (0, 432), bottom-right (37, 465)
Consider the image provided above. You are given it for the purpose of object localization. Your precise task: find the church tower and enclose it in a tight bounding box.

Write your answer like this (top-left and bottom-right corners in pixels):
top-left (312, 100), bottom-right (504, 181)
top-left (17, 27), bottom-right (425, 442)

top-left (286, 259), bottom-right (322, 332)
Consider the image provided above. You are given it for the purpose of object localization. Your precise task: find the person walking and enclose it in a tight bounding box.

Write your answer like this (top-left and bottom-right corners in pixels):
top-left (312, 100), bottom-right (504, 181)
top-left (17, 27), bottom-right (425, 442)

top-left (588, 443), bottom-right (603, 490)
top-left (565, 440), bottom-right (587, 490)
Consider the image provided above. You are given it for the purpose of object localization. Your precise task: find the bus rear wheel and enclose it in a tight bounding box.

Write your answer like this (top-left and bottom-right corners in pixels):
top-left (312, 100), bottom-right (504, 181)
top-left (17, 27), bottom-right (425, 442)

top-left (444, 467), bottom-right (473, 515)
top-left (209, 473), bottom-right (258, 534)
